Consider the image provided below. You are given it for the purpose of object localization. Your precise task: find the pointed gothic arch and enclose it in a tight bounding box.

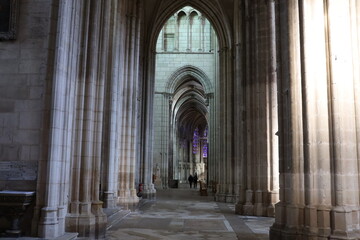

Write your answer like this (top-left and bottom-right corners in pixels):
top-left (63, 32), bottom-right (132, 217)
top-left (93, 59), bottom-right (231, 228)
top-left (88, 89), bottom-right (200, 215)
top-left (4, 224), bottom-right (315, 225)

top-left (166, 65), bottom-right (214, 94)
top-left (147, 0), bottom-right (232, 51)
top-left (140, 0), bottom-right (235, 199)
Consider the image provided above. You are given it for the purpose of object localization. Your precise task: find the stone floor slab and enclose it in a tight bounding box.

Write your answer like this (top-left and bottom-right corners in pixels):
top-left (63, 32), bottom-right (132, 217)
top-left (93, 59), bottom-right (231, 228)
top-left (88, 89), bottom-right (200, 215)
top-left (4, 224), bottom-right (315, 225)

top-left (107, 189), bottom-right (274, 240)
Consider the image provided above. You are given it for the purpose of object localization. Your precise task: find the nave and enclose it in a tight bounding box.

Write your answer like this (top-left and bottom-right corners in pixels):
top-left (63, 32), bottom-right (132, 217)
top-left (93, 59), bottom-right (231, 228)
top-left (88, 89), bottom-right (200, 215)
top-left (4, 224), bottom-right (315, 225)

top-left (107, 189), bottom-right (274, 240)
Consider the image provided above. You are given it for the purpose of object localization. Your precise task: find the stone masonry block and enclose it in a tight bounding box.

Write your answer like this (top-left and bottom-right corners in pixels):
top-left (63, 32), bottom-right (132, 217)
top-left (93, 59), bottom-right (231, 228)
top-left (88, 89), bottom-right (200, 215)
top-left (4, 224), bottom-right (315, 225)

top-left (0, 59), bottom-right (19, 73)
top-left (0, 86), bottom-right (30, 100)
top-left (0, 144), bottom-right (21, 161)
top-left (0, 101), bottom-right (16, 113)
top-left (14, 130), bottom-right (40, 145)
top-left (19, 111), bottom-right (42, 129)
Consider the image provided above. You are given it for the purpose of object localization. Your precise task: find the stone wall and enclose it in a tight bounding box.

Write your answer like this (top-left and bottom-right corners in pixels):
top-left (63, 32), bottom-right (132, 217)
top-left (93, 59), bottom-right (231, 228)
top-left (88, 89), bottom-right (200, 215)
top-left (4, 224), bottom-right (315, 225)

top-left (0, 0), bottom-right (53, 192)
top-left (0, 0), bottom-right (55, 236)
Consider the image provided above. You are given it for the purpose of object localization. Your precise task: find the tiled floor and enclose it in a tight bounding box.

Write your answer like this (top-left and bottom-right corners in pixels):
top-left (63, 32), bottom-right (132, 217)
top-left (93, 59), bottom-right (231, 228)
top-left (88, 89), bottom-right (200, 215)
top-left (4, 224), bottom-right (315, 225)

top-left (107, 188), bottom-right (274, 240)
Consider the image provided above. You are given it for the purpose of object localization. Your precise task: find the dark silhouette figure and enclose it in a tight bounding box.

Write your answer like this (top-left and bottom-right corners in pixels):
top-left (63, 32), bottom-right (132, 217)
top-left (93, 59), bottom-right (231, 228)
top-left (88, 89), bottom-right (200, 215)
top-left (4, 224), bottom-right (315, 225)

top-left (193, 174), bottom-right (198, 188)
top-left (188, 174), bottom-right (194, 188)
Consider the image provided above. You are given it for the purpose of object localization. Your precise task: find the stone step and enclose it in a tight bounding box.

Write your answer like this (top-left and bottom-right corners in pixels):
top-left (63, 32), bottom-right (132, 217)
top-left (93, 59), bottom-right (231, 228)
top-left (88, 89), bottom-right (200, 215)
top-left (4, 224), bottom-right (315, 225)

top-left (104, 208), bottom-right (131, 230)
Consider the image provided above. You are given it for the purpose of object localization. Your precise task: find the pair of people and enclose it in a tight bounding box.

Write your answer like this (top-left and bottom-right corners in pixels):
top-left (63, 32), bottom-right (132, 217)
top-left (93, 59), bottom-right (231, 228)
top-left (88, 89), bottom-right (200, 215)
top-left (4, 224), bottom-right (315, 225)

top-left (188, 174), bottom-right (198, 188)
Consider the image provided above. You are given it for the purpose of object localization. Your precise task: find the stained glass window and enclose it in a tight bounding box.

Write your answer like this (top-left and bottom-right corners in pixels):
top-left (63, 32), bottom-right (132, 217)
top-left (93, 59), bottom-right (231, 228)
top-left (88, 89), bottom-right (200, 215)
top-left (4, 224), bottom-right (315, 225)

top-left (192, 127), bottom-right (199, 154)
top-left (202, 127), bottom-right (208, 157)
top-left (202, 142), bottom-right (208, 158)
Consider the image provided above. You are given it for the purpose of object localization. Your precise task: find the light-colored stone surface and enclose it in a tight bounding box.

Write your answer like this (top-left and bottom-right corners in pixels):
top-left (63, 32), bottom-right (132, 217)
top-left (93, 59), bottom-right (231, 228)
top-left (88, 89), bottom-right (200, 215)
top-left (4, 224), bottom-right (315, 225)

top-left (152, 7), bottom-right (215, 190)
top-left (0, 0), bottom-right (359, 239)
top-left (107, 189), bottom-right (274, 240)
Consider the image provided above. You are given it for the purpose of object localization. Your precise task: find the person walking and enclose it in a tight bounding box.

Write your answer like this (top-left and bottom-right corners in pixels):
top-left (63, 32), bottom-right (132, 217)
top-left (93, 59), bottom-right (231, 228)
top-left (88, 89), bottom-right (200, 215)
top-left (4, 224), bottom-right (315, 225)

top-left (193, 173), bottom-right (198, 189)
top-left (188, 174), bottom-right (194, 188)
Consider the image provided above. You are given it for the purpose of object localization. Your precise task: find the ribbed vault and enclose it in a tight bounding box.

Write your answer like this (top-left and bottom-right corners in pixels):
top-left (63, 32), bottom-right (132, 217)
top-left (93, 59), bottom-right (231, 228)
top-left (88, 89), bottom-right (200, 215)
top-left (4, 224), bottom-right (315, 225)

top-left (172, 75), bottom-right (208, 141)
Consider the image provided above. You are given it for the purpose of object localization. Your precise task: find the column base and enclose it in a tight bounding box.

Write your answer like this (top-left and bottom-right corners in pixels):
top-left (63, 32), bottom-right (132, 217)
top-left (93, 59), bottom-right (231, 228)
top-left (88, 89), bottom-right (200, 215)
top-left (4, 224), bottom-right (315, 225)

top-left (65, 201), bottom-right (106, 239)
top-left (267, 204), bottom-right (275, 217)
top-left (235, 203), bottom-right (244, 214)
top-left (92, 201), bottom-right (107, 239)
top-left (269, 204), bottom-right (360, 240)
top-left (254, 190), bottom-right (265, 216)
top-left (215, 193), bottom-right (226, 202)
top-left (254, 203), bottom-right (265, 216)
top-left (243, 203), bottom-right (254, 215)
top-left (154, 179), bottom-right (162, 189)
top-left (225, 194), bottom-right (236, 203)
top-left (103, 192), bottom-right (117, 209)
top-left (37, 207), bottom-right (60, 238)
top-left (330, 206), bottom-right (360, 240)
top-left (117, 189), bottom-right (139, 205)
top-left (57, 205), bottom-right (67, 237)
top-left (142, 184), bottom-right (156, 200)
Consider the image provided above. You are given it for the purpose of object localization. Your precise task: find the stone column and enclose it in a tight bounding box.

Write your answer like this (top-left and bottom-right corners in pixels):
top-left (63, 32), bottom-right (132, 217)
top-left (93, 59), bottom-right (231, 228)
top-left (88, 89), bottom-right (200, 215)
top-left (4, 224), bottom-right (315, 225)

top-left (35, 1), bottom-right (80, 238)
top-left (215, 47), bottom-right (227, 202)
top-left (252, 0), bottom-right (265, 217)
top-left (270, 0), bottom-right (305, 238)
top-left (117, 0), bottom-right (140, 205)
top-left (207, 93), bottom-right (216, 189)
top-left (168, 95), bottom-right (174, 185)
top-left (266, 0), bottom-right (279, 218)
top-left (103, 0), bottom-right (126, 209)
top-left (215, 45), bottom-right (235, 203)
top-left (300, 0), bottom-right (332, 237)
top-left (233, 0), bottom-right (246, 212)
top-left (91, 0), bottom-right (114, 235)
top-left (66, 0), bottom-right (108, 238)
top-left (271, 0), bottom-right (360, 239)
top-left (327, 1), bottom-right (360, 238)
top-left (351, 2), bottom-right (360, 203)
top-left (139, 29), bottom-right (156, 199)
top-left (241, 0), bottom-right (255, 215)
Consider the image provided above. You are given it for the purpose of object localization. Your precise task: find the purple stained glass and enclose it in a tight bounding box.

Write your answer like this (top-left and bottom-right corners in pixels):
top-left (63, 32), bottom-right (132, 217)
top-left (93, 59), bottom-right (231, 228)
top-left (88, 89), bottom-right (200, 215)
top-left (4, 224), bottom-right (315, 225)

top-left (202, 127), bottom-right (208, 157)
top-left (192, 128), bottom-right (199, 154)
top-left (203, 142), bottom-right (208, 158)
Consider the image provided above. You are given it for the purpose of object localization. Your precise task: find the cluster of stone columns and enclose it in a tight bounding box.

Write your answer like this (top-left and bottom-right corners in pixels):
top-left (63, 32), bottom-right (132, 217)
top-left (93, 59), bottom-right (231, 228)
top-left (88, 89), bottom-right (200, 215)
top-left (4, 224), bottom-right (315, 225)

top-left (31, 0), bottom-right (145, 238)
top-left (214, 0), bottom-right (279, 217)
top-left (270, 0), bottom-right (360, 239)
top-left (27, 0), bottom-right (360, 239)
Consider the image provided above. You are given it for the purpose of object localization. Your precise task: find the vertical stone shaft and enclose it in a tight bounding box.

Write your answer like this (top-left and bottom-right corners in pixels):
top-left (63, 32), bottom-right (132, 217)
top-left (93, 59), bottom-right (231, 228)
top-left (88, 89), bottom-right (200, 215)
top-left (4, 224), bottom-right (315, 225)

top-left (253, 0), bottom-right (263, 216)
top-left (233, 0), bottom-right (246, 209)
top-left (301, 0), bottom-right (331, 236)
top-left (351, 2), bottom-right (360, 201)
top-left (103, 0), bottom-right (124, 209)
top-left (79, 0), bottom-right (100, 211)
top-left (115, 0), bottom-right (128, 199)
top-left (140, 0), bottom-right (156, 200)
top-left (37, 0), bottom-right (79, 238)
top-left (327, 0), bottom-right (360, 238)
top-left (118, 2), bottom-right (132, 203)
top-left (266, 0), bottom-right (279, 217)
top-left (69, 0), bottom-right (88, 220)
top-left (271, 0), bottom-right (305, 238)
top-left (118, 0), bottom-right (139, 205)
top-left (90, 0), bottom-right (110, 236)
top-left (130, 0), bottom-right (142, 195)
top-left (244, 0), bottom-right (254, 214)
